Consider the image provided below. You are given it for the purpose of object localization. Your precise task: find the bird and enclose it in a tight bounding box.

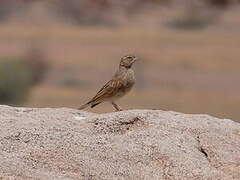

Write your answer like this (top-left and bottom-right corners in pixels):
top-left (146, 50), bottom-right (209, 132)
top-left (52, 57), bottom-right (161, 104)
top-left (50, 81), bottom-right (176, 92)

top-left (78, 55), bottom-right (138, 111)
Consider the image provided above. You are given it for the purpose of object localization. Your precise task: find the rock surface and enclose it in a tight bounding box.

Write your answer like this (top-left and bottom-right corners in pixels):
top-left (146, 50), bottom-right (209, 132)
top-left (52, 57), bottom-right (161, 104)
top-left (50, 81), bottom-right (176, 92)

top-left (0, 105), bottom-right (239, 180)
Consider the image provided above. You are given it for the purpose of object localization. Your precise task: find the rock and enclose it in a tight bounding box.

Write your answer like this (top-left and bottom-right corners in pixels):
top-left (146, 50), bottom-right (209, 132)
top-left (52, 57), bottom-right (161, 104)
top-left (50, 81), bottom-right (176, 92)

top-left (0, 105), bottom-right (239, 180)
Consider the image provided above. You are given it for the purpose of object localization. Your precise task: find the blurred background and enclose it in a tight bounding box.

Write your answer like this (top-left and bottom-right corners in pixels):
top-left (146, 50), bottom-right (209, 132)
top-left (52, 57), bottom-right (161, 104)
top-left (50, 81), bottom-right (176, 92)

top-left (0, 0), bottom-right (239, 122)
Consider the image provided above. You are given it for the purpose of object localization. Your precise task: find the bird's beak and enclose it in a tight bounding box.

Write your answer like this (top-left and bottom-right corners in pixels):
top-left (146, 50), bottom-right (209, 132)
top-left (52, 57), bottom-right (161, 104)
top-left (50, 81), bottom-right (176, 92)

top-left (133, 57), bottom-right (138, 62)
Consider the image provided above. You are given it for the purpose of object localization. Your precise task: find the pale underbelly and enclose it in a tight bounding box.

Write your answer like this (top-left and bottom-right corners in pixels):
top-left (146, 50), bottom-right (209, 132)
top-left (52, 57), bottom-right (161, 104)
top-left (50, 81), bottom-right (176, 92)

top-left (108, 86), bottom-right (133, 102)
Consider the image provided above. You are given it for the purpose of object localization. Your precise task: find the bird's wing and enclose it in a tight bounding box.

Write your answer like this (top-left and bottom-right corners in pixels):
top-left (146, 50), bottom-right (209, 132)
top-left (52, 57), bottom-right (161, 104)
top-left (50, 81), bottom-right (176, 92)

top-left (88, 78), bottom-right (124, 103)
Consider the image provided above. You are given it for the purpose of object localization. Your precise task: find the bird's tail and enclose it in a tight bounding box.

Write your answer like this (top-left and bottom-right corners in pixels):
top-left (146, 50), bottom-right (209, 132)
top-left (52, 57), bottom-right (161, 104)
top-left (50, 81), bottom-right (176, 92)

top-left (78, 102), bottom-right (90, 110)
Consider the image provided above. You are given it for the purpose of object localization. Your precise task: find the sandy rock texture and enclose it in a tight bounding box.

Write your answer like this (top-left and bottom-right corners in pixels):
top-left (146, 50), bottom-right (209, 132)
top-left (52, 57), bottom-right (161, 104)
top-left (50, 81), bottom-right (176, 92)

top-left (0, 105), bottom-right (239, 180)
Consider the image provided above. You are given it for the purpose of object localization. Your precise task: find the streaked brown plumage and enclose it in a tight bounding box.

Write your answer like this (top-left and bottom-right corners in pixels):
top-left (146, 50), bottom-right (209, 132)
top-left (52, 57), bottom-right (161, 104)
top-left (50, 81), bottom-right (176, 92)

top-left (78, 55), bottom-right (137, 111)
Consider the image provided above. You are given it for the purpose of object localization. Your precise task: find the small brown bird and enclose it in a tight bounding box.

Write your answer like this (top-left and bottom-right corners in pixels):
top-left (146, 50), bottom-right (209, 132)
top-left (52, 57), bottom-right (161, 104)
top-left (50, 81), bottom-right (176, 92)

top-left (78, 55), bottom-right (137, 111)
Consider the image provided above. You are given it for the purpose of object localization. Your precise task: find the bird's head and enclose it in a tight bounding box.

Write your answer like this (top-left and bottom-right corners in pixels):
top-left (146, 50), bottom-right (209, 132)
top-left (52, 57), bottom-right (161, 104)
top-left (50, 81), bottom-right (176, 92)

top-left (120, 55), bottom-right (138, 68)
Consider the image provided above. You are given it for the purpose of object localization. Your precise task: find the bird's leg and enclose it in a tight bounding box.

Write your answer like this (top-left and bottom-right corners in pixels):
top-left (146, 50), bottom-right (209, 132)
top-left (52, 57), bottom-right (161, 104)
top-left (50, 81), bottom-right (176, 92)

top-left (111, 102), bottom-right (123, 111)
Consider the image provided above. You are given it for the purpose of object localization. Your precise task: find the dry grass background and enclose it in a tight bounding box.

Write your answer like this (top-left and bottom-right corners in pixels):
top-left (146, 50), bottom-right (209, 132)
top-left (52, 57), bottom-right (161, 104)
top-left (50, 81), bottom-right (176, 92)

top-left (0, 2), bottom-right (239, 121)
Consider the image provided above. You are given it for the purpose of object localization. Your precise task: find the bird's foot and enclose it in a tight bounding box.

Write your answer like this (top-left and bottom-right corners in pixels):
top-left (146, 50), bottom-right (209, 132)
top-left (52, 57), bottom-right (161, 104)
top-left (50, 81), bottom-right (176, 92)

top-left (112, 102), bottom-right (123, 111)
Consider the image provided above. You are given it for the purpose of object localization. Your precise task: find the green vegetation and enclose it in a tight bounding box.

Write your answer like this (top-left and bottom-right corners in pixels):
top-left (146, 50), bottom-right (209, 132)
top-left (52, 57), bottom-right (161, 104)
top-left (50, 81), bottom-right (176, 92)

top-left (168, 17), bottom-right (214, 30)
top-left (0, 57), bottom-right (48, 105)
top-left (0, 58), bottom-right (33, 105)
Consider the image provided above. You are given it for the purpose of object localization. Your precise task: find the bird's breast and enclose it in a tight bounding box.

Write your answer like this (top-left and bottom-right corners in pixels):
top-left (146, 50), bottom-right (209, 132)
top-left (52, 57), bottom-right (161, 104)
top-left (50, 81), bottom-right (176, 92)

top-left (111, 68), bottom-right (135, 101)
top-left (122, 70), bottom-right (135, 93)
